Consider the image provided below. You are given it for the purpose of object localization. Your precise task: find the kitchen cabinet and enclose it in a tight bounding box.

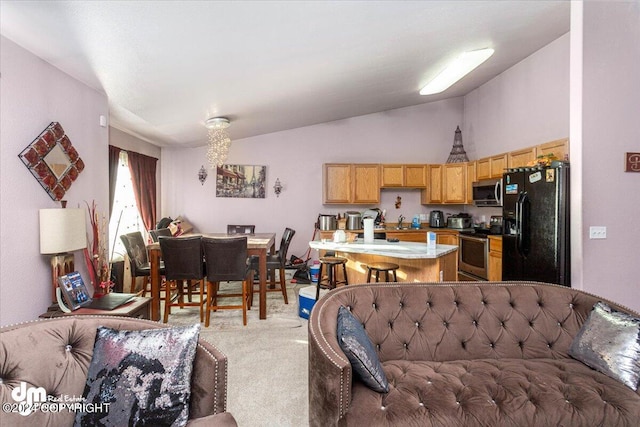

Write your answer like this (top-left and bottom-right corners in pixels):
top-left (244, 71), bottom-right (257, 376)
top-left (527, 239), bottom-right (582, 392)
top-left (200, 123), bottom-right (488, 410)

top-left (466, 161), bottom-right (476, 204)
top-left (422, 164), bottom-right (467, 204)
top-left (380, 164), bottom-right (427, 188)
top-left (490, 154), bottom-right (508, 178)
top-left (353, 164), bottom-right (380, 203)
top-left (442, 163), bottom-right (466, 204)
top-left (508, 147), bottom-right (537, 169)
top-left (323, 164), bottom-right (351, 203)
top-left (476, 154), bottom-right (508, 180)
top-left (421, 165), bottom-right (443, 204)
top-left (405, 165), bottom-right (427, 187)
top-left (323, 163), bottom-right (380, 204)
top-left (537, 138), bottom-right (569, 162)
top-left (386, 231), bottom-right (426, 243)
top-left (435, 230), bottom-right (459, 246)
top-left (488, 235), bottom-right (502, 281)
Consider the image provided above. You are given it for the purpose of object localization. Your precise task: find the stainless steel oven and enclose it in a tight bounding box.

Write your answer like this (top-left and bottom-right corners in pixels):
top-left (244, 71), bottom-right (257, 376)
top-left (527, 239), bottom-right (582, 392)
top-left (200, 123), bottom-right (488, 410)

top-left (458, 233), bottom-right (489, 281)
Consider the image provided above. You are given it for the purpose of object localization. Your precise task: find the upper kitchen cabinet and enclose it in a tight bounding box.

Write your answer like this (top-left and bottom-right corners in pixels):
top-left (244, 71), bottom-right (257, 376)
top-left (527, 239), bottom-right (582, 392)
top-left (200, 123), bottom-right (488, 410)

top-left (508, 147), bottom-right (537, 169)
top-left (421, 165), bottom-right (443, 204)
top-left (466, 161), bottom-right (476, 204)
top-left (476, 153), bottom-right (508, 180)
top-left (442, 163), bottom-right (467, 203)
top-left (380, 164), bottom-right (427, 188)
top-left (537, 138), bottom-right (569, 161)
top-left (323, 163), bottom-right (380, 204)
top-left (421, 163), bottom-right (467, 204)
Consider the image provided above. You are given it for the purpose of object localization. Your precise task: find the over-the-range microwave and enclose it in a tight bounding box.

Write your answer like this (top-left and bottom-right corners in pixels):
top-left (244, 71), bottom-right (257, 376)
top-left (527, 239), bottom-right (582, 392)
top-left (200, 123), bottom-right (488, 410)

top-left (472, 178), bottom-right (503, 207)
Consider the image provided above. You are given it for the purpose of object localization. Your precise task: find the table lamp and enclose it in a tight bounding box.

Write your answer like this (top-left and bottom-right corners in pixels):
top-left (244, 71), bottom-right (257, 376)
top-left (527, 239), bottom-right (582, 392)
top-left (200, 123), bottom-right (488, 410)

top-left (39, 207), bottom-right (87, 303)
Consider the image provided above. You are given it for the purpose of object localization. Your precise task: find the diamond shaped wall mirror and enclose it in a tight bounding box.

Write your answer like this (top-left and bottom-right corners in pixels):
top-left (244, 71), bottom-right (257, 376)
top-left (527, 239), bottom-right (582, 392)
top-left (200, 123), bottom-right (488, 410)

top-left (18, 122), bottom-right (85, 201)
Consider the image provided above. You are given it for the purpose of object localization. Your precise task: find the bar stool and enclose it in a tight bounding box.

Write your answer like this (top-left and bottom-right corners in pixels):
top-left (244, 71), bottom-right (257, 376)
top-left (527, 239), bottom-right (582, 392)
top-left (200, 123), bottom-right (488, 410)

top-left (316, 256), bottom-right (349, 299)
top-left (366, 262), bottom-right (400, 283)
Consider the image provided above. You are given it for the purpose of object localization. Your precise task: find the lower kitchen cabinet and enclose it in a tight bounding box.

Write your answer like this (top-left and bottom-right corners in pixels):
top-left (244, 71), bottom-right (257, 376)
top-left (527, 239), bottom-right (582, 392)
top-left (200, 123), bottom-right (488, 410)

top-left (488, 235), bottom-right (502, 281)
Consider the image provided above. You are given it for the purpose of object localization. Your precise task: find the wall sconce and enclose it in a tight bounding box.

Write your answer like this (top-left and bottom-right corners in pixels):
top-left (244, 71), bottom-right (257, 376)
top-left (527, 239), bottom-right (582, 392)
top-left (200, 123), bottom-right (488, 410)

top-left (198, 165), bottom-right (208, 185)
top-left (273, 178), bottom-right (283, 197)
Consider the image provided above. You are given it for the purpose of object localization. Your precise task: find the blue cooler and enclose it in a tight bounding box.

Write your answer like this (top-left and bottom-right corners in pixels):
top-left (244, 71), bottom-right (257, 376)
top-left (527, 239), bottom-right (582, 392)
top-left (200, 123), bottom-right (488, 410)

top-left (299, 285), bottom-right (321, 320)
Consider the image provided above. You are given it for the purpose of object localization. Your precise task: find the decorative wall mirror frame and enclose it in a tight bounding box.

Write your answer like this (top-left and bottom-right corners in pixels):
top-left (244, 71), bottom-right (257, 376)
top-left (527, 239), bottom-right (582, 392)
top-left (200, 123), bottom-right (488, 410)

top-left (18, 122), bottom-right (84, 201)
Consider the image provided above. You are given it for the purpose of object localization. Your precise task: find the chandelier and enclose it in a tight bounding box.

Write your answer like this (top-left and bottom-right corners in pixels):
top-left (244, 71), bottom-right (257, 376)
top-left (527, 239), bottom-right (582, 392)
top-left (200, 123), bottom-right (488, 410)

top-left (205, 117), bottom-right (231, 168)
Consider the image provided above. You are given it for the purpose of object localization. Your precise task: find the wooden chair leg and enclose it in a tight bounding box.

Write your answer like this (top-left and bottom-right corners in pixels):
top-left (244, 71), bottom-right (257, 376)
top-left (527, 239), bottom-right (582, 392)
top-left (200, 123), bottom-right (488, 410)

top-left (242, 278), bottom-right (248, 326)
top-left (279, 268), bottom-right (288, 304)
top-left (163, 280), bottom-right (173, 323)
top-left (205, 281), bottom-right (212, 327)
top-left (342, 263), bottom-right (349, 286)
top-left (197, 279), bottom-right (203, 322)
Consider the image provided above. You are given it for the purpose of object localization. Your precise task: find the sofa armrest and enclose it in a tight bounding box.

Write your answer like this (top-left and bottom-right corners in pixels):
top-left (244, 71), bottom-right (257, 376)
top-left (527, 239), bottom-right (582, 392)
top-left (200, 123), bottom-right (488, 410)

top-left (190, 338), bottom-right (230, 419)
top-left (308, 294), bottom-right (353, 427)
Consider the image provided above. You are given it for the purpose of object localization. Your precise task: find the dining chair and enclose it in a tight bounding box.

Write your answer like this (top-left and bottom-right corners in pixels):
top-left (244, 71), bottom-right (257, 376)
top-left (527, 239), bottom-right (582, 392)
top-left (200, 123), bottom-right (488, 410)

top-left (149, 227), bottom-right (172, 242)
top-left (227, 224), bottom-right (255, 234)
top-left (158, 235), bottom-right (206, 323)
top-left (249, 227), bottom-right (295, 306)
top-left (120, 231), bottom-right (165, 296)
top-left (202, 236), bottom-right (252, 326)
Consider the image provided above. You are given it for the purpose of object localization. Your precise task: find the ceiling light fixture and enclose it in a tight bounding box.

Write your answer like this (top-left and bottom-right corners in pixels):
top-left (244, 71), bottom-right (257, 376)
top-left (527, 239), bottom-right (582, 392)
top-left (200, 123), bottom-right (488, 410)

top-left (420, 48), bottom-right (494, 96)
top-left (205, 117), bottom-right (231, 168)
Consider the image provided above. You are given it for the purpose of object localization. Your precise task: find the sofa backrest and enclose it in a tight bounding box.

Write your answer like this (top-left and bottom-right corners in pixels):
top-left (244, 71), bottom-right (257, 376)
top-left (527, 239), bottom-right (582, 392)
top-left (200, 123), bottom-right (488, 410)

top-left (311, 282), bottom-right (639, 363)
top-left (0, 316), bottom-right (227, 427)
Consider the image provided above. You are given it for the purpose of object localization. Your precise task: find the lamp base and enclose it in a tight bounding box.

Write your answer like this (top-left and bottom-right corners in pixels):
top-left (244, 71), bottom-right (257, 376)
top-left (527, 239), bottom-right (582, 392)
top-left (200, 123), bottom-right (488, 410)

top-left (50, 253), bottom-right (75, 303)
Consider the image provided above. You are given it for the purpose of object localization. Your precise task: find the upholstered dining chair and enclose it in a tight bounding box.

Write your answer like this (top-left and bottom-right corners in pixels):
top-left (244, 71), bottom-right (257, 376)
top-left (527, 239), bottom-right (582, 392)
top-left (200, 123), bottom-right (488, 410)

top-left (158, 235), bottom-right (205, 323)
top-left (149, 227), bottom-right (172, 242)
top-left (202, 236), bottom-right (252, 326)
top-left (226, 224), bottom-right (255, 234)
top-left (249, 227), bottom-right (295, 306)
top-left (120, 231), bottom-right (165, 295)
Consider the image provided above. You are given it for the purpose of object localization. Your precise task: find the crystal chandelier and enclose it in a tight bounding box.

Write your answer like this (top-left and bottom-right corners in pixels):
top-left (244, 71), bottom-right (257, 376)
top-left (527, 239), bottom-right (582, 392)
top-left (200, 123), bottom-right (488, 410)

top-left (205, 117), bottom-right (231, 168)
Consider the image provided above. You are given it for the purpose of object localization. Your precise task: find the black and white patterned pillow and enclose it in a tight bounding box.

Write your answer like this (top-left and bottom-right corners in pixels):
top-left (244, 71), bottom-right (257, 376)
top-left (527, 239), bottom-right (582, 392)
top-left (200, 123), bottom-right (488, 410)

top-left (75, 324), bottom-right (200, 427)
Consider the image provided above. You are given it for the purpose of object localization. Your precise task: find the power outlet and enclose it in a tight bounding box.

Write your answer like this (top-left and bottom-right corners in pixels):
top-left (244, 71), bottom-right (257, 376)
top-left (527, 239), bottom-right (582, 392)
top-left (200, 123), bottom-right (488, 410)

top-left (589, 226), bottom-right (607, 239)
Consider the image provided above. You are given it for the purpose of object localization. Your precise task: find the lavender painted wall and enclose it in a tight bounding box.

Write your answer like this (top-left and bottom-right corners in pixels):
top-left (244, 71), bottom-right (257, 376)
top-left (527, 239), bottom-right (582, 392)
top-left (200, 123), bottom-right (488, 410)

top-left (0, 36), bottom-right (109, 326)
top-left (161, 98), bottom-right (464, 259)
top-left (579, 2), bottom-right (640, 310)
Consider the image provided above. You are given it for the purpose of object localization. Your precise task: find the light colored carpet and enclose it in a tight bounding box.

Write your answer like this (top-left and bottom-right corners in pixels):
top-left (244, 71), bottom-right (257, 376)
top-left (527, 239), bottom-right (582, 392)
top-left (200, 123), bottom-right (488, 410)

top-left (166, 281), bottom-right (311, 426)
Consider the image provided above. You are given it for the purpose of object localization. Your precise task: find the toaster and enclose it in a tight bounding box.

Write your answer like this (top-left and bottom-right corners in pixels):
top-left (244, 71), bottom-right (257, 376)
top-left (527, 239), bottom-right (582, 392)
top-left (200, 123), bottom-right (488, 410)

top-left (447, 216), bottom-right (472, 229)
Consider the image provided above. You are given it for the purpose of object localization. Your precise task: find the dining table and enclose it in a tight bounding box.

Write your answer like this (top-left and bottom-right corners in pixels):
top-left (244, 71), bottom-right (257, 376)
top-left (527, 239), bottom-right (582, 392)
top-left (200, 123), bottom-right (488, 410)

top-left (147, 232), bottom-right (276, 322)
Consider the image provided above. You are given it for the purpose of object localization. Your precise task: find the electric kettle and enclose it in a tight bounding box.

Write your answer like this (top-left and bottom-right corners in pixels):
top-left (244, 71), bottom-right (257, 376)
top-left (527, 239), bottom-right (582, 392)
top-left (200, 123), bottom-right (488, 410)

top-left (429, 210), bottom-right (445, 228)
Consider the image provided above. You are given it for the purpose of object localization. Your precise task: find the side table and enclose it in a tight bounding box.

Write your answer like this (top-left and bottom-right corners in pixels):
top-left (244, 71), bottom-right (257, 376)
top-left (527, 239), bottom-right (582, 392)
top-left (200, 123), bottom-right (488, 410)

top-left (39, 297), bottom-right (152, 320)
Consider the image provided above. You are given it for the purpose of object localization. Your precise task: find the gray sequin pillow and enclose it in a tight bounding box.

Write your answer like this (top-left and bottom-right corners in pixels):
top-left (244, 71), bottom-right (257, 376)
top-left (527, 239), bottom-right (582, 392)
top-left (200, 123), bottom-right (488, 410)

top-left (569, 301), bottom-right (640, 390)
top-left (75, 324), bottom-right (201, 427)
top-left (337, 306), bottom-right (389, 393)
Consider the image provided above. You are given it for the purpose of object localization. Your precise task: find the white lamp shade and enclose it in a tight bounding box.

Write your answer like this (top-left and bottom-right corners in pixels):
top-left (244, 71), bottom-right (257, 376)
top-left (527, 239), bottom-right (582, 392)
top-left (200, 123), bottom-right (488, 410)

top-left (39, 208), bottom-right (87, 254)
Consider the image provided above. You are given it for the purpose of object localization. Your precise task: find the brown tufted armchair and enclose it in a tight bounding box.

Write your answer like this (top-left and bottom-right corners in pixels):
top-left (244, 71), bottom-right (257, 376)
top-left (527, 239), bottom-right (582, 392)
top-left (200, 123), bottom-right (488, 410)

top-left (0, 316), bottom-right (237, 427)
top-left (308, 282), bottom-right (640, 427)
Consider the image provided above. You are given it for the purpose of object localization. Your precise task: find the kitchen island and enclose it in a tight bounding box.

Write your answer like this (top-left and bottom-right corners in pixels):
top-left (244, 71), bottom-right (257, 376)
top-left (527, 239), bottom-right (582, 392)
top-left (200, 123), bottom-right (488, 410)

top-left (309, 239), bottom-right (458, 283)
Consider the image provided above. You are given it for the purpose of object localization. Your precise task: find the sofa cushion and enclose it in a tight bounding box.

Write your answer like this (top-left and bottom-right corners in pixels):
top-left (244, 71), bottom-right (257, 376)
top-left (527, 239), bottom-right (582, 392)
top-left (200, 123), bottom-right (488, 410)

top-left (346, 358), bottom-right (640, 426)
top-left (337, 306), bottom-right (389, 393)
top-left (76, 324), bottom-right (200, 427)
top-left (569, 301), bottom-right (640, 390)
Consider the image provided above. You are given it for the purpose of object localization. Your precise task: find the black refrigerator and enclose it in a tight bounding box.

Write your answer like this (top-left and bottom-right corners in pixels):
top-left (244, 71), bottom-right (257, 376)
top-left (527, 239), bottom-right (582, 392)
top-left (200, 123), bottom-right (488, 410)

top-left (502, 163), bottom-right (570, 286)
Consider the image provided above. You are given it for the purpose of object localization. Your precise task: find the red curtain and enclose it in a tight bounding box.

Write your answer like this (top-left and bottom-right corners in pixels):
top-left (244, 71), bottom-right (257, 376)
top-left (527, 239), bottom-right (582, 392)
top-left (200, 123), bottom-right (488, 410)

top-left (108, 145), bottom-right (121, 217)
top-left (127, 151), bottom-right (158, 232)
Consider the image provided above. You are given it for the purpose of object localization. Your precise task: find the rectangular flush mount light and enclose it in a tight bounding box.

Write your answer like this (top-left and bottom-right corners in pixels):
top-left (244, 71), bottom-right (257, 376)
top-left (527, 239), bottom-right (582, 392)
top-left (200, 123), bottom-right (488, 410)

top-left (420, 48), bottom-right (494, 95)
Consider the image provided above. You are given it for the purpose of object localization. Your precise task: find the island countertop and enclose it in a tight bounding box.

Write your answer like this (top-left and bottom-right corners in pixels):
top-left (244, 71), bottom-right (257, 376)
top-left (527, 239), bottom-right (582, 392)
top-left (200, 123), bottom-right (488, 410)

top-left (309, 239), bottom-right (457, 260)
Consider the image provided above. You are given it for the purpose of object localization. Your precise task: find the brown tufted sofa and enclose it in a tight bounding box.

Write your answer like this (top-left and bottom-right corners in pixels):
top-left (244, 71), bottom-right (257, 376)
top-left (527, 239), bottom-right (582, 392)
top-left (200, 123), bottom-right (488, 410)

top-left (308, 282), bottom-right (640, 426)
top-left (0, 316), bottom-right (237, 427)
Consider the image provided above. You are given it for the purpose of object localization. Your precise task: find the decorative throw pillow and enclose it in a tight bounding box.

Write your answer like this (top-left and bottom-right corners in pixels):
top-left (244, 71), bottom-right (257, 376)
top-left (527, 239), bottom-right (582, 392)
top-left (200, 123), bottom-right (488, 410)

top-left (569, 301), bottom-right (640, 390)
top-left (337, 306), bottom-right (389, 393)
top-left (74, 324), bottom-right (201, 427)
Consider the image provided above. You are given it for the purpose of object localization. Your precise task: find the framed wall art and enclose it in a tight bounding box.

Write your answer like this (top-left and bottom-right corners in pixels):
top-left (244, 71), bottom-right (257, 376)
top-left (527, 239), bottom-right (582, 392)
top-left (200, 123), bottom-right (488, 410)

top-left (216, 164), bottom-right (266, 198)
top-left (18, 122), bottom-right (84, 201)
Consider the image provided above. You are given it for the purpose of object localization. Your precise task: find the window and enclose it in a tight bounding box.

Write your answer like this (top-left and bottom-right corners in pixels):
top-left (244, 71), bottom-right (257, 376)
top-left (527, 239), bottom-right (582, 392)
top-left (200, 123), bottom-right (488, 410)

top-left (109, 151), bottom-right (146, 261)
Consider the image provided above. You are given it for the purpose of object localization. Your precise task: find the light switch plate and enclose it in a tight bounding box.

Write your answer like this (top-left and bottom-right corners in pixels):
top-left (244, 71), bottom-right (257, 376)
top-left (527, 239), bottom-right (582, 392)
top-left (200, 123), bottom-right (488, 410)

top-left (589, 226), bottom-right (607, 239)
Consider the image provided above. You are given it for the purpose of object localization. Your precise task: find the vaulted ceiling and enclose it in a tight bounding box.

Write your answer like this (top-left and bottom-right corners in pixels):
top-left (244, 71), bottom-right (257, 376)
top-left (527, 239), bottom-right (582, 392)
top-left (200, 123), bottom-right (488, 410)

top-left (1, 1), bottom-right (570, 147)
